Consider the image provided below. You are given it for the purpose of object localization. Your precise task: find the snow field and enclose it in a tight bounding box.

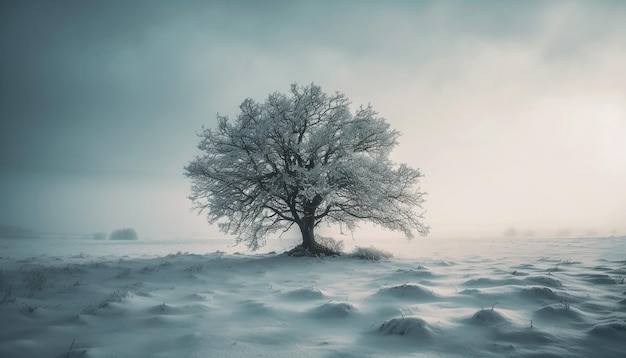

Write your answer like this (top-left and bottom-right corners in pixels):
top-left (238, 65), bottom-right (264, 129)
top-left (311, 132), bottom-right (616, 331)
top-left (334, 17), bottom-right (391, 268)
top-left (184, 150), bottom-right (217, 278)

top-left (1, 245), bottom-right (625, 357)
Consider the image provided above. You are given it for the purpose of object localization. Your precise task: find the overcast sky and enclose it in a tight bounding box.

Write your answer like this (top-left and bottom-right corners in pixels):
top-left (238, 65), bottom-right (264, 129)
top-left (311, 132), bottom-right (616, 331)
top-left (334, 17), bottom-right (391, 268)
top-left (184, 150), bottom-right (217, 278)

top-left (1, 0), bottom-right (625, 240)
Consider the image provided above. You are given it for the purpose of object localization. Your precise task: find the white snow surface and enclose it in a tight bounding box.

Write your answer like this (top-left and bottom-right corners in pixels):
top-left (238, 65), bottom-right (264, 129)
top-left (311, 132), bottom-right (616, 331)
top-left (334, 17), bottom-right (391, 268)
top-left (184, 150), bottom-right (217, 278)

top-left (1, 236), bottom-right (625, 357)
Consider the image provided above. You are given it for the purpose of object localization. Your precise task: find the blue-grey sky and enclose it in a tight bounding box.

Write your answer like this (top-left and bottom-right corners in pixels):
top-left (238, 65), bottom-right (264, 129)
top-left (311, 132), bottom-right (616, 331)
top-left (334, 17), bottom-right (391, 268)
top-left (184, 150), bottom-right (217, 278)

top-left (1, 0), bottom-right (625, 239)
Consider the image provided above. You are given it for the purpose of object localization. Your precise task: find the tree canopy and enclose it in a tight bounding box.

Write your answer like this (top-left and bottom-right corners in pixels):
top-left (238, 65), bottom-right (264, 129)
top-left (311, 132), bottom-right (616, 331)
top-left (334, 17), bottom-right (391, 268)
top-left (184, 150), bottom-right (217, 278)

top-left (185, 83), bottom-right (428, 253)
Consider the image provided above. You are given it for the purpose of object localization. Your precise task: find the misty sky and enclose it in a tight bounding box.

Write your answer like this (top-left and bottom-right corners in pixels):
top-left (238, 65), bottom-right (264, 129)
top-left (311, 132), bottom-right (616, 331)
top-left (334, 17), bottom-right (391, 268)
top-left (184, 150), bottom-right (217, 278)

top-left (1, 0), bottom-right (625, 240)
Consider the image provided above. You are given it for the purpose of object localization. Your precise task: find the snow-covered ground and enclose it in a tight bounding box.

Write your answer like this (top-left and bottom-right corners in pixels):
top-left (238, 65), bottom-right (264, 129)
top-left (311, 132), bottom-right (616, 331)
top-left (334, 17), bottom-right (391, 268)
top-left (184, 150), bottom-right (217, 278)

top-left (1, 236), bottom-right (625, 357)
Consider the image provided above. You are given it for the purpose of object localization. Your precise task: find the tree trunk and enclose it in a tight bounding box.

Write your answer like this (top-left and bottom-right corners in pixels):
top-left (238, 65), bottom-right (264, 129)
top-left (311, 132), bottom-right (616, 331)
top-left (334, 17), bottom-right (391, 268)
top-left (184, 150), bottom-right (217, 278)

top-left (299, 216), bottom-right (316, 250)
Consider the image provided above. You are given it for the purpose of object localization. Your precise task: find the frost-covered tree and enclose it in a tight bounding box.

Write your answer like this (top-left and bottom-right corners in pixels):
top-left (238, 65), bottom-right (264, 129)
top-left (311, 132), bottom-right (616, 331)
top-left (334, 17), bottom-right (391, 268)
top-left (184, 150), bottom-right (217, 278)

top-left (185, 84), bottom-right (428, 253)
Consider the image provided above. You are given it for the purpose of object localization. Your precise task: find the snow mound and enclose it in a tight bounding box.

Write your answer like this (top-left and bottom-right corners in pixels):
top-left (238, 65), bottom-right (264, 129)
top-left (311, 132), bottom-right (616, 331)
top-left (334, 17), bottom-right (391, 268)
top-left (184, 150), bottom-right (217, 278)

top-left (494, 328), bottom-right (556, 345)
top-left (391, 268), bottom-right (435, 279)
top-left (431, 260), bottom-right (455, 267)
top-left (376, 283), bottom-right (438, 300)
top-left (580, 273), bottom-right (619, 285)
top-left (523, 275), bottom-right (562, 288)
top-left (465, 309), bottom-right (510, 326)
top-left (589, 321), bottom-right (626, 338)
top-left (146, 303), bottom-right (210, 315)
top-left (458, 288), bottom-right (482, 296)
top-left (283, 287), bottom-right (325, 300)
top-left (182, 293), bottom-right (212, 302)
top-left (608, 267), bottom-right (626, 275)
top-left (237, 299), bottom-right (275, 315)
top-left (378, 317), bottom-right (434, 338)
top-left (519, 286), bottom-right (560, 302)
top-left (310, 302), bottom-right (356, 318)
top-left (463, 277), bottom-right (524, 287)
top-left (534, 305), bottom-right (583, 321)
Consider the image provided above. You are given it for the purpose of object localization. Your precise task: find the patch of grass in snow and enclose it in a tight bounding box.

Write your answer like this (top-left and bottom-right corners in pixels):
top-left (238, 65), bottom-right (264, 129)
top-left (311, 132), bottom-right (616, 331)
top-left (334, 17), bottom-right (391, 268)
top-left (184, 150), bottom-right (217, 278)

top-left (351, 246), bottom-right (393, 261)
top-left (0, 271), bottom-right (15, 305)
top-left (82, 289), bottom-right (131, 315)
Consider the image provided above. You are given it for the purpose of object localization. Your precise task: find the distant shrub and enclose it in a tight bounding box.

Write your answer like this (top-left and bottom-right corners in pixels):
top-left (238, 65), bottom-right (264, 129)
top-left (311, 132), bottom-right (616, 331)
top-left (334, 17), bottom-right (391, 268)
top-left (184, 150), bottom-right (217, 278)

top-left (316, 236), bottom-right (344, 254)
top-left (109, 228), bottom-right (138, 241)
top-left (351, 246), bottom-right (393, 261)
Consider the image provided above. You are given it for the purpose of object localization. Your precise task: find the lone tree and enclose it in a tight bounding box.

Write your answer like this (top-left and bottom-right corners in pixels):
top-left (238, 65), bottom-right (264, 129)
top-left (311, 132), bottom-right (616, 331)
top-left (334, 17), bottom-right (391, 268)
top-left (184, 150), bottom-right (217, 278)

top-left (185, 84), bottom-right (428, 254)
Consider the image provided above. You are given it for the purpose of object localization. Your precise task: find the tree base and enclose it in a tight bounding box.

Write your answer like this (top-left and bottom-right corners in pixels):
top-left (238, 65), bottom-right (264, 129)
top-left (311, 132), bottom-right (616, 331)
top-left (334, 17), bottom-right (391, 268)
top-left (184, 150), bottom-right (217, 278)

top-left (285, 244), bottom-right (342, 257)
